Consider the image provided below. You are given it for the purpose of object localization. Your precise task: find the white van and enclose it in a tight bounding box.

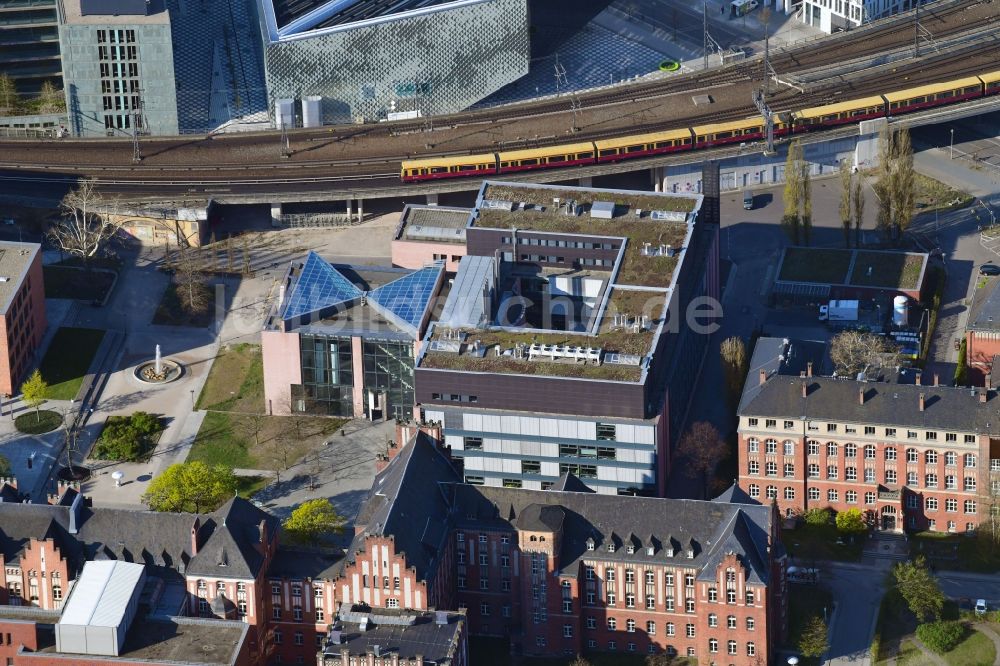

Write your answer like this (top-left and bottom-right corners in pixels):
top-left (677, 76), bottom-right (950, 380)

top-left (731, 0), bottom-right (759, 16)
top-left (787, 566), bottom-right (820, 583)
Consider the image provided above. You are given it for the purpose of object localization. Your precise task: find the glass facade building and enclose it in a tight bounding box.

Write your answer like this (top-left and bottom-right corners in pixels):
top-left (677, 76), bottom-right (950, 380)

top-left (257, 0), bottom-right (530, 124)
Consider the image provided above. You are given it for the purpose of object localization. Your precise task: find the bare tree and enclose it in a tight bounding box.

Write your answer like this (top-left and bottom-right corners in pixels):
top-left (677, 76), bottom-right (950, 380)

top-left (829, 330), bottom-right (900, 377)
top-left (226, 234), bottom-right (235, 272)
top-left (979, 468), bottom-right (1000, 548)
top-left (36, 80), bottom-right (64, 114)
top-left (173, 246), bottom-right (209, 313)
top-left (676, 422), bottom-right (729, 498)
top-left (49, 179), bottom-right (123, 265)
top-left (0, 73), bottom-right (18, 114)
top-left (720, 336), bottom-right (748, 408)
top-left (839, 159), bottom-right (853, 247)
top-left (853, 177), bottom-right (865, 247)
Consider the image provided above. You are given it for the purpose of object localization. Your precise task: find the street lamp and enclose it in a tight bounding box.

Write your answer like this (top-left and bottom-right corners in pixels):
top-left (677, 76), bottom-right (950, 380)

top-left (950, 128), bottom-right (955, 159)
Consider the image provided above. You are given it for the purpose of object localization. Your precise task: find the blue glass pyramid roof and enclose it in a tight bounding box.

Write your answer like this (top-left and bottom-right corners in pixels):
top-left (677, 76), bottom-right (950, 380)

top-left (282, 251), bottom-right (362, 321)
top-left (368, 264), bottom-right (443, 334)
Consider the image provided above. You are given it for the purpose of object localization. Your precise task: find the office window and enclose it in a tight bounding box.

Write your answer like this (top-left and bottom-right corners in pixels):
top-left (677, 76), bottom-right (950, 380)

top-left (926, 474), bottom-right (938, 488)
top-left (765, 439), bottom-right (777, 454)
top-left (946, 499), bottom-right (958, 513)
top-left (965, 454), bottom-right (977, 468)
top-left (926, 450), bottom-right (938, 464)
top-left (926, 497), bottom-right (938, 511)
top-left (865, 468), bottom-right (876, 483)
top-left (766, 462), bottom-right (777, 476)
top-left (747, 617), bottom-right (755, 631)
top-left (808, 463), bottom-right (820, 478)
top-left (808, 440), bottom-right (819, 455)
top-left (966, 477), bottom-right (977, 491)
top-left (596, 423), bottom-right (617, 441)
top-left (827, 465), bottom-right (838, 480)
top-left (886, 470), bottom-right (897, 485)
top-left (727, 615), bottom-right (737, 629)
top-left (784, 487), bottom-right (795, 500)
top-left (827, 442), bottom-right (838, 457)
top-left (808, 487), bottom-right (820, 500)
top-left (708, 613), bottom-right (718, 627)
top-left (945, 451), bottom-right (957, 466)
top-left (784, 440), bottom-right (795, 455)
top-left (766, 486), bottom-right (777, 499)
top-left (784, 463), bottom-right (795, 478)
top-left (846, 466), bottom-right (857, 481)
top-left (828, 489), bottom-right (838, 502)
top-left (846, 490), bottom-right (857, 503)
top-left (748, 438), bottom-right (759, 453)
top-left (907, 448), bottom-right (919, 463)
top-left (686, 624), bottom-right (695, 638)
top-left (965, 500), bottom-right (977, 514)
top-left (885, 447), bottom-right (897, 460)
top-left (748, 460), bottom-right (760, 475)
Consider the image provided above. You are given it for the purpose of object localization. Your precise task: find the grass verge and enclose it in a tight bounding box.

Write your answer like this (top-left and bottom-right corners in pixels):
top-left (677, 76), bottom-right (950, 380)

top-left (14, 409), bottom-right (62, 434)
top-left (37, 327), bottom-right (105, 400)
top-left (196, 344), bottom-right (263, 412)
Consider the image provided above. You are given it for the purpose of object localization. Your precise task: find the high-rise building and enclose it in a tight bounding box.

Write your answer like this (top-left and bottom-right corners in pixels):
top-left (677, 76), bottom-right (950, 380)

top-left (0, 0), bottom-right (62, 96)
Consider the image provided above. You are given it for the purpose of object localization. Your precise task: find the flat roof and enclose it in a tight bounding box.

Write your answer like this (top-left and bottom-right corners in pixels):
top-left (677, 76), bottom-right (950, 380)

top-left (60, 0), bottom-right (170, 24)
top-left (0, 242), bottom-right (39, 315)
top-left (59, 560), bottom-right (144, 629)
top-left (397, 204), bottom-right (470, 244)
top-left (42, 617), bottom-right (247, 665)
top-left (323, 606), bottom-right (464, 663)
top-left (968, 276), bottom-right (1000, 332)
top-left (417, 181), bottom-right (699, 382)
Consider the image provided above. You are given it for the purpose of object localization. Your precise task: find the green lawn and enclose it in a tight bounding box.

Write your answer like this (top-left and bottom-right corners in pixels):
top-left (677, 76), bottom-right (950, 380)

top-left (36, 327), bottom-right (106, 400)
top-left (910, 532), bottom-right (1000, 574)
top-left (778, 247), bottom-right (853, 284)
top-left (190, 343), bottom-right (345, 473)
top-left (944, 629), bottom-right (995, 666)
top-left (14, 409), bottom-right (62, 434)
top-left (43, 266), bottom-right (115, 301)
top-left (850, 252), bottom-right (924, 290)
top-left (783, 522), bottom-right (865, 562)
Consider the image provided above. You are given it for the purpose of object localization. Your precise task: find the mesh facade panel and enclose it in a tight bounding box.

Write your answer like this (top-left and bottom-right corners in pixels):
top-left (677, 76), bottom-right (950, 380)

top-left (261, 0), bottom-right (529, 124)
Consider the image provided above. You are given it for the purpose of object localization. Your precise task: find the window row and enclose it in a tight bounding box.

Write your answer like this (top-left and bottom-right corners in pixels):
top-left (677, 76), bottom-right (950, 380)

top-left (746, 420), bottom-right (976, 443)
top-left (748, 439), bottom-right (978, 467)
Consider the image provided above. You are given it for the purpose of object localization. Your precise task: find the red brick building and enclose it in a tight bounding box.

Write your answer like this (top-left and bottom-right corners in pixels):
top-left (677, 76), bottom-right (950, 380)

top-left (0, 242), bottom-right (46, 397)
top-left (965, 275), bottom-right (1000, 385)
top-left (738, 366), bottom-right (1000, 533)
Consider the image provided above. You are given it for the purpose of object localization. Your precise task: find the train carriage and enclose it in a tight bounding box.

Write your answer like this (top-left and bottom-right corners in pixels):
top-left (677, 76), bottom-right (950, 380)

top-left (594, 128), bottom-right (694, 162)
top-left (401, 153), bottom-right (498, 182)
top-left (497, 143), bottom-right (597, 174)
top-left (691, 117), bottom-right (766, 149)
top-left (793, 95), bottom-right (887, 130)
top-left (883, 76), bottom-right (983, 115)
top-left (978, 70), bottom-right (1000, 96)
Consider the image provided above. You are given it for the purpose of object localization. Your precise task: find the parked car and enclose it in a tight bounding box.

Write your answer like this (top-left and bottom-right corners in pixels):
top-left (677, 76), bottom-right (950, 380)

top-left (976, 599), bottom-right (988, 616)
top-left (787, 566), bottom-right (820, 583)
top-left (980, 264), bottom-right (1000, 276)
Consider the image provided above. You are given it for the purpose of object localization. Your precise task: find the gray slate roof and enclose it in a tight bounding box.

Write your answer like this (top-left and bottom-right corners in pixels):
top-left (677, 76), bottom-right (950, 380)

top-left (346, 430), bottom-right (461, 586)
top-left (740, 374), bottom-right (1000, 434)
top-left (968, 277), bottom-right (1000, 332)
top-left (0, 497), bottom-right (275, 579)
top-left (445, 484), bottom-right (775, 585)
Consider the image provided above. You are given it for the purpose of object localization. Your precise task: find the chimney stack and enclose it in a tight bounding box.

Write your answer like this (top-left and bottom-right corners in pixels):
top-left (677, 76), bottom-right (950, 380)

top-left (807, 361), bottom-right (813, 378)
top-left (258, 519), bottom-right (268, 545)
top-left (988, 372), bottom-right (994, 389)
top-left (190, 518), bottom-right (201, 556)
top-left (759, 369), bottom-right (767, 386)
top-left (915, 370), bottom-right (922, 386)
top-left (919, 393), bottom-right (925, 412)
top-left (858, 387), bottom-right (865, 405)
top-left (800, 371), bottom-right (806, 378)
top-left (980, 390), bottom-right (988, 404)
top-left (801, 381), bottom-right (808, 398)
top-left (934, 373), bottom-right (940, 387)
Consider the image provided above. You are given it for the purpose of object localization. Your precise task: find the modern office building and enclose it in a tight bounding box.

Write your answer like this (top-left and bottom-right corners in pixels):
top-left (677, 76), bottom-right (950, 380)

top-left (0, 0), bottom-right (62, 97)
top-left (255, 0), bottom-right (530, 125)
top-left (738, 351), bottom-right (1000, 533)
top-left (800, 0), bottom-right (934, 33)
top-left (57, 0), bottom-right (178, 136)
top-left (262, 253), bottom-right (446, 419)
top-left (0, 242), bottom-right (45, 397)
top-left (413, 181), bottom-right (719, 495)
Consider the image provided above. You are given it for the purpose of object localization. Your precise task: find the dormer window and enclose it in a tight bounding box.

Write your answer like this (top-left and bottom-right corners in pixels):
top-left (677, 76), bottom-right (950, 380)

top-left (647, 546), bottom-right (655, 556)
top-left (607, 543), bottom-right (616, 553)
top-left (686, 549), bottom-right (694, 559)
top-left (626, 545), bottom-right (635, 554)
top-left (586, 539), bottom-right (595, 551)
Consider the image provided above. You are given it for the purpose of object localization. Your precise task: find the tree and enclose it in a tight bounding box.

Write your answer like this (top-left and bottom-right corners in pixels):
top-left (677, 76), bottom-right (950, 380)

top-left (720, 336), bottom-right (748, 408)
top-left (173, 246), bottom-right (209, 313)
top-left (20, 369), bottom-right (48, 422)
top-left (835, 507), bottom-right (866, 534)
top-left (0, 453), bottom-right (11, 477)
top-left (676, 422), bottom-right (728, 498)
top-left (142, 461), bottom-right (237, 513)
top-left (829, 330), bottom-right (900, 377)
top-left (893, 556), bottom-right (945, 622)
top-left (782, 141), bottom-right (802, 244)
top-left (799, 615), bottom-right (829, 658)
top-left (0, 73), bottom-right (18, 114)
top-left (852, 176), bottom-right (865, 247)
top-left (93, 412), bottom-right (163, 461)
top-left (36, 80), bottom-right (64, 114)
top-left (803, 507), bottom-right (831, 527)
top-left (49, 179), bottom-right (123, 265)
top-left (839, 159), bottom-right (853, 247)
top-left (283, 498), bottom-right (346, 545)
top-left (890, 128), bottom-right (915, 237)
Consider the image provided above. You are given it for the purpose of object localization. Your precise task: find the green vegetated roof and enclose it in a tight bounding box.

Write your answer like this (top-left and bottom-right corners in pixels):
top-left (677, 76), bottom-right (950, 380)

top-left (778, 247), bottom-right (926, 290)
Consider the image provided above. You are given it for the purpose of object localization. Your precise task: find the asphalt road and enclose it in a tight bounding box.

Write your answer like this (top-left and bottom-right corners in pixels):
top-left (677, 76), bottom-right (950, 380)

top-left (824, 562), bottom-right (889, 666)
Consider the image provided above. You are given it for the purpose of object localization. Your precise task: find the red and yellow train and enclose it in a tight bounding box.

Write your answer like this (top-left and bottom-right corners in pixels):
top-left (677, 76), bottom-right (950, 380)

top-left (400, 70), bottom-right (1000, 182)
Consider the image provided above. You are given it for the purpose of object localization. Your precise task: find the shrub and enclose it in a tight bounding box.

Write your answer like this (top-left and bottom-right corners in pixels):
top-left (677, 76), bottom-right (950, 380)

top-left (916, 621), bottom-right (965, 654)
top-left (803, 508), bottom-right (831, 527)
top-left (93, 412), bottom-right (163, 461)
